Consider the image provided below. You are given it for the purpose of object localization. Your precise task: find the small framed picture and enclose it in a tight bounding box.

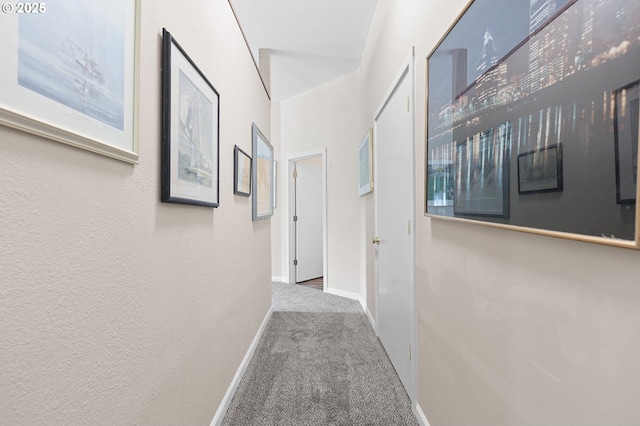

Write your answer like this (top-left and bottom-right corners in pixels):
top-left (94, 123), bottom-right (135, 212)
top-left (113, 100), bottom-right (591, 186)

top-left (517, 144), bottom-right (563, 194)
top-left (614, 81), bottom-right (639, 204)
top-left (161, 28), bottom-right (220, 207)
top-left (252, 123), bottom-right (274, 220)
top-left (358, 128), bottom-right (373, 196)
top-left (234, 145), bottom-right (251, 197)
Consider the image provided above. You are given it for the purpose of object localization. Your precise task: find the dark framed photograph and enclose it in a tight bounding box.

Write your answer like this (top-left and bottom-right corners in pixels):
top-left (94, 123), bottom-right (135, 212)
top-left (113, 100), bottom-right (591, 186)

top-left (234, 145), bottom-right (251, 197)
top-left (454, 122), bottom-right (511, 218)
top-left (614, 81), bottom-right (639, 204)
top-left (518, 144), bottom-right (563, 194)
top-left (0, 1), bottom-right (140, 163)
top-left (251, 123), bottom-right (274, 220)
top-left (161, 28), bottom-right (220, 207)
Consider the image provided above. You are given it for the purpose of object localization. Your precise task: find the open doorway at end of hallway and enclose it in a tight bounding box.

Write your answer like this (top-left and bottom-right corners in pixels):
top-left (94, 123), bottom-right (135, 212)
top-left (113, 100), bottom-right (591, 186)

top-left (297, 276), bottom-right (323, 291)
top-left (288, 151), bottom-right (327, 291)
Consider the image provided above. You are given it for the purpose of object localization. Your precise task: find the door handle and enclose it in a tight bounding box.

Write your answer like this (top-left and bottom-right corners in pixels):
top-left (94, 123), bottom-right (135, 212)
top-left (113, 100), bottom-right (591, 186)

top-left (372, 237), bottom-right (381, 244)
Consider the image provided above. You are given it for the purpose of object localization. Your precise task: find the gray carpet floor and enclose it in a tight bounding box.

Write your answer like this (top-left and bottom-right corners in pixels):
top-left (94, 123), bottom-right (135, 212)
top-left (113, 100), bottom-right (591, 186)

top-left (221, 283), bottom-right (418, 426)
top-left (271, 282), bottom-right (363, 313)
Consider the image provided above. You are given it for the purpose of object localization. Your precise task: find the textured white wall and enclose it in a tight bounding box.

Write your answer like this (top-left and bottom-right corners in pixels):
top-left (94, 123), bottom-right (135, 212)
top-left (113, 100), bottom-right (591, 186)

top-left (0, 1), bottom-right (271, 424)
top-left (270, 102), bottom-right (283, 281)
top-left (273, 72), bottom-right (364, 296)
top-left (361, 0), bottom-right (640, 425)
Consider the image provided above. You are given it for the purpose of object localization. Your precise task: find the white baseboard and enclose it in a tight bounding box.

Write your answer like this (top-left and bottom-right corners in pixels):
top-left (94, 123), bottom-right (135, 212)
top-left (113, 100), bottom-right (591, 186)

top-left (365, 307), bottom-right (376, 332)
top-left (271, 276), bottom-right (287, 283)
top-left (414, 403), bottom-right (431, 426)
top-left (325, 288), bottom-right (375, 331)
top-left (209, 307), bottom-right (274, 426)
top-left (357, 295), bottom-right (366, 313)
top-left (325, 287), bottom-right (360, 302)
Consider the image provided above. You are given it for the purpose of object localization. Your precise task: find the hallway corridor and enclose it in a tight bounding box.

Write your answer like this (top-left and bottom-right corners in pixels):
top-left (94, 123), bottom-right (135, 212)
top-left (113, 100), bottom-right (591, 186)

top-left (220, 283), bottom-right (418, 425)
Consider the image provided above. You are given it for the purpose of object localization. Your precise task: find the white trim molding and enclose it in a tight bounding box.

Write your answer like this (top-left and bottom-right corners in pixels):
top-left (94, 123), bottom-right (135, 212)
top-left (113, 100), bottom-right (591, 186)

top-left (325, 287), bottom-right (360, 303)
top-left (414, 403), bottom-right (431, 426)
top-left (325, 287), bottom-right (371, 316)
top-left (324, 287), bottom-right (374, 330)
top-left (365, 307), bottom-right (376, 332)
top-left (209, 307), bottom-right (274, 426)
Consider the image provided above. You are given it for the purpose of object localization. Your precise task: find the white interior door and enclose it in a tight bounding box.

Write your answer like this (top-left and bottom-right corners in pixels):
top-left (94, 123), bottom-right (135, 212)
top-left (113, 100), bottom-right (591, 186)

top-left (374, 52), bottom-right (416, 400)
top-left (295, 158), bottom-right (323, 282)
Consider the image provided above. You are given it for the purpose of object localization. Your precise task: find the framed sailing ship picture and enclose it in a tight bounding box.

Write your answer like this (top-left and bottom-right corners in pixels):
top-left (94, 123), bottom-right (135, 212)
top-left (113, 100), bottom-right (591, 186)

top-left (161, 28), bottom-right (220, 207)
top-left (0, 0), bottom-right (140, 163)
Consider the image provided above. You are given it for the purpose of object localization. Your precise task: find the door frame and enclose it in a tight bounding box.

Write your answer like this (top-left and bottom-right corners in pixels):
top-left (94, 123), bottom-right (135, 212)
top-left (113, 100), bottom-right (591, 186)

top-left (373, 48), bottom-right (417, 401)
top-left (288, 149), bottom-right (328, 289)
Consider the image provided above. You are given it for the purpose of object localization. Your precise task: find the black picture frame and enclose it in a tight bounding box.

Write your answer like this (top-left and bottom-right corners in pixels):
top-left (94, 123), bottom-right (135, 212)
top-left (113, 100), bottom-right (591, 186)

top-left (517, 144), bottom-right (563, 194)
top-left (161, 28), bottom-right (220, 207)
top-left (614, 81), bottom-right (639, 205)
top-left (234, 145), bottom-right (252, 197)
top-left (251, 123), bottom-right (274, 220)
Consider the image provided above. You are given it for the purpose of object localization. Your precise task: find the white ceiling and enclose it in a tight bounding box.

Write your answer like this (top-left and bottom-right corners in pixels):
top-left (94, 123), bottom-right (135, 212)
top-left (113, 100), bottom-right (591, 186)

top-left (229, 0), bottom-right (378, 101)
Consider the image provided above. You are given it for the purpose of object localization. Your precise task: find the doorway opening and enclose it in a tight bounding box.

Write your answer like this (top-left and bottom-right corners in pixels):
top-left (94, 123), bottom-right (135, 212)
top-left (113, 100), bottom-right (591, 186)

top-left (288, 151), bottom-right (327, 290)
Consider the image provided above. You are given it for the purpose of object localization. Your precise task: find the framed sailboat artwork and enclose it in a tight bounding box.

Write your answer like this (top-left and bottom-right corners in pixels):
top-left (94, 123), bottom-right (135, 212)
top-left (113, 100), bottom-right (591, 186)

top-left (161, 28), bottom-right (220, 208)
top-left (0, 0), bottom-right (140, 163)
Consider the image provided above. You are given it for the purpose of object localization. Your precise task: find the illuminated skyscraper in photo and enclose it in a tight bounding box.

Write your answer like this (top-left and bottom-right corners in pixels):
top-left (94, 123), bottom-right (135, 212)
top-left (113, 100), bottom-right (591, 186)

top-left (529, 0), bottom-right (558, 92)
top-left (530, 0), bottom-right (558, 33)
